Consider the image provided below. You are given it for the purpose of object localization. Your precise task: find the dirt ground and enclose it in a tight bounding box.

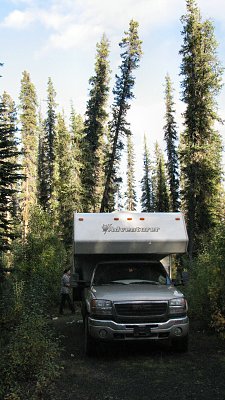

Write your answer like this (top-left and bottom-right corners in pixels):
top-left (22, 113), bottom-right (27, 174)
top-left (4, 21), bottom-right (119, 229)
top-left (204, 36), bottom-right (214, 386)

top-left (48, 311), bottom-right (225, 400)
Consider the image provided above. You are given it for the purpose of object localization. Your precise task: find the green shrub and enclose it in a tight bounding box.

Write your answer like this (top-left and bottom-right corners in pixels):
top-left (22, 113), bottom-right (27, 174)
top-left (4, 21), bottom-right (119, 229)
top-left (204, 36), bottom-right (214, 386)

top-left (0, 204), bottom-right (69, 399)
top-left (185, 223), bottom-right (225, 334)
top-left (185, 253), bottom-right (212, 325)
top-left (0, 278), bottom-right (61, 400)
top-left (13, 205), bottom-right (68, 307)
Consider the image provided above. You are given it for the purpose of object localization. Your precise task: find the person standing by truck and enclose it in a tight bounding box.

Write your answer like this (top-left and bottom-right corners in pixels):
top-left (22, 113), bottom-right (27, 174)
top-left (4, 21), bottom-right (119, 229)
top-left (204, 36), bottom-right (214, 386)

top-left (59, 268), bottom-right (75, 315)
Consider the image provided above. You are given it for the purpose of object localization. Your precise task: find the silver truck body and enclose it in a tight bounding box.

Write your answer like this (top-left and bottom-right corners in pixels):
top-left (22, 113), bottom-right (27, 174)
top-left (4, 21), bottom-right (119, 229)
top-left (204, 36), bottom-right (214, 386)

top-left (73, 212), bottom-right (189, 354)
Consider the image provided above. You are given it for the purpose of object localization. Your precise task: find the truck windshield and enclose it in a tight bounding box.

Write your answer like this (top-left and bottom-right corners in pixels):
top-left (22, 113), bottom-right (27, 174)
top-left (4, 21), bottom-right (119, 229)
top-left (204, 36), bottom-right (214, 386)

top-left (92, 262), bottom-right (170, 286)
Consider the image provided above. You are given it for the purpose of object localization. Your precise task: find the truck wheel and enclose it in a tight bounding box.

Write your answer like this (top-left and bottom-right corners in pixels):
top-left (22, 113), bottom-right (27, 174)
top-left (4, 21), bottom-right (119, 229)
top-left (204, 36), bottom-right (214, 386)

top-left (84, 315), bottom-right (95, 356)
top-left (172, 334), bottom-right (189, 352)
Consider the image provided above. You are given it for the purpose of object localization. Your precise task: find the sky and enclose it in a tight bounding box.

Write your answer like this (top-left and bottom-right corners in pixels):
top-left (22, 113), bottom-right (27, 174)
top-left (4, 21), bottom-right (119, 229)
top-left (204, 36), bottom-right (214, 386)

top-left (0, 0), bottom-right (225, 205)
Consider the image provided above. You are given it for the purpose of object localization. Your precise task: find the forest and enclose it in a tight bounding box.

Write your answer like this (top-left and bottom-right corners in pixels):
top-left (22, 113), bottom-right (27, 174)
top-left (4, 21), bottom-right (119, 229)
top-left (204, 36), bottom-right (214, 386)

top-left (0, 0), bottom-right (225, 399)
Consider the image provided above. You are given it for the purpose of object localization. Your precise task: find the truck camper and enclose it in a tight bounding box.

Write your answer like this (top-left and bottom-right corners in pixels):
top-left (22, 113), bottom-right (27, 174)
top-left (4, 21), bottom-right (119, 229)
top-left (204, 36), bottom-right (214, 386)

top-left (72, 212), bottom-right (189, 355)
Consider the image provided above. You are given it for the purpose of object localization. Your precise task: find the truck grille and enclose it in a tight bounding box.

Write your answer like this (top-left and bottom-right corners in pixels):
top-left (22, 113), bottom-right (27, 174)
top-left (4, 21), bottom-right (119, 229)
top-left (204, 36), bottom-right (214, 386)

top-left (114, 302), bottom-right (168, 317)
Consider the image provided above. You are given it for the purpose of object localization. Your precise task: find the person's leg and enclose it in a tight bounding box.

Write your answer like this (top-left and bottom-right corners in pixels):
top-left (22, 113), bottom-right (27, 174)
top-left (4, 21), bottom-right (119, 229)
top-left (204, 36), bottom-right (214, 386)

top-left (59, 294), bottom-right (66, 314)
top-left (66, 294), bottom-right (75, 314)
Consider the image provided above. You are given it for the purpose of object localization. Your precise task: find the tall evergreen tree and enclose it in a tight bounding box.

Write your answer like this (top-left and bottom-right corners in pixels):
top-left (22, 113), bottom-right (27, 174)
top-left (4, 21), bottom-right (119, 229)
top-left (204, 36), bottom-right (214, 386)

top-left (163, 74), bottom-right (180, 212)
top-left (82, 34), bottom-right (111, 212)
top-left (19, 71), bottom-right (38, 238)
top-left (37, 110), bottom-right (48, 209)
top-left (55, 112), bottom-right (76, 246)
top-left (180, 0), bottom-right (223, 259)
top-left (70, 104), bottom-right (84, 211)
top-left (46, 78), bottom-right (57, 210)
top-left (125, 134), bottom-right (137, 211)
top-left (0, 92), bottom-right (23, 252)
top-left (38, 78), bottom-right (57, 211)
top-left (100, 20), bottom-right (142, 212)
top-left (140, 134), bottom-right (154, 212)
top-left (154, 142), bottom-right (169, 212)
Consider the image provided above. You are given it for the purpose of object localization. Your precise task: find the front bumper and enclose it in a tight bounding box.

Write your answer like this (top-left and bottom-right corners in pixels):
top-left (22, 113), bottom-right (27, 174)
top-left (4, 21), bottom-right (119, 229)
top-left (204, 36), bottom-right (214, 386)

top-left (88, 316), bottom-right (189, 341)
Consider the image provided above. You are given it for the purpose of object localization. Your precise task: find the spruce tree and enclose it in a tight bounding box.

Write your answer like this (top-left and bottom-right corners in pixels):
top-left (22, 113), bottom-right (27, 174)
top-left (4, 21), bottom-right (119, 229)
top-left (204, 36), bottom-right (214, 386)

top-left (140, 134), bottom-right (154, 212)
top-left (125, 134), bottom-right (137, 211)
top-left (37, 110), bottom-right (49, 209)
top-left (46, 78), bottom-right (57, 210)
top-left (55, 112), bottom-right (76, 246)
top-left (38, 78), bottom-right (57, 211)
top-left (100, 20), bottom-right (142, 212)
top-left (154, 143), bottom-right (169, 212)
top-left (163, 74), bottom-right (180, 212)
top-left (19, 71), bottom-right (38, 238)
top-left (180, 0), bottom-right (223, 259)
top-left (70, 105), bottom-right (84, 211)
top-left (82, 34), bottom-right (111, 212)
top-left (0, 92), bottom-right (23, 252)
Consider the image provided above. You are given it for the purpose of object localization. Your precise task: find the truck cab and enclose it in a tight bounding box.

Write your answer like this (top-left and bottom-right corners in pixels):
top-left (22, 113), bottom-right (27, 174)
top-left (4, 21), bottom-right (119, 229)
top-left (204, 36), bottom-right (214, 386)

top-left (72, 212), bottom-right (189, 355)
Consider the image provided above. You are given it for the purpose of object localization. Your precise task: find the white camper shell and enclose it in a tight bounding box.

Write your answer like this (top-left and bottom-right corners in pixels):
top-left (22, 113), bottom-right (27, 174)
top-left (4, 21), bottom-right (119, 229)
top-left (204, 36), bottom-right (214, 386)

top-left (74, 212), bottom-right (188, 256)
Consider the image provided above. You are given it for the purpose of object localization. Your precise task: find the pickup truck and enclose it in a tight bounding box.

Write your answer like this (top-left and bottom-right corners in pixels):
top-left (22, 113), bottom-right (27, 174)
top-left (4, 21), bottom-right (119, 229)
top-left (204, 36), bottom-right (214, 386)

top-left (72, 212), bottom-right (189, 355)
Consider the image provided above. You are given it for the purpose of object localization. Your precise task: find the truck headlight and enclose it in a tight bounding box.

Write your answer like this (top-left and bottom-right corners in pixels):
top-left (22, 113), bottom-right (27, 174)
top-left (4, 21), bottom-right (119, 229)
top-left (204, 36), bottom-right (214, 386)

top-left (169, 298), bottom-right (188, 315)
top-left (91, 299), bottom-right (112, 316)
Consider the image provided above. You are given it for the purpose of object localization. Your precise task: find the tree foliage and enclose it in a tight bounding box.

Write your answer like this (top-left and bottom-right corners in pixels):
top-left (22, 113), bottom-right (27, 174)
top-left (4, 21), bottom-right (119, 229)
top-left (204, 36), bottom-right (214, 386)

top-left (100, 20), bottom-right (142, 212)
top-left (38, 78), bottom-right (57, 212)
top-left (141, 135), bottom-right (155, 212)
top-left (82, 35), bottom-right (111, 212)
top-left (0, 205), bottom-right (64, 398)
top-left (185, 216), bottom-right (225, 335)
top-left (55, 112), bottom-right (81, 246)
top-left (154, 142), bottom-right (169, 212)
top-left (180, 0), bottom-right (224, 259)
top-left (125, 134), bottom-right (137, 211)
top-left (70, 105), bottom-right (84, 212)
top-left (0, 92), bottom-right (23, 253)
top-left (163, 74), bottom-right (180, 211)
top-left (19, 71), bottom-right (38, 239)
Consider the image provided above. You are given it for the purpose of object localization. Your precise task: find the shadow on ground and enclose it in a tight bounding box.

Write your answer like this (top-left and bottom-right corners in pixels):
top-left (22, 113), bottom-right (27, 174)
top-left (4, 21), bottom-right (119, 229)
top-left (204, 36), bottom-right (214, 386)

top-left (48, 312), bottom-right (225, 400)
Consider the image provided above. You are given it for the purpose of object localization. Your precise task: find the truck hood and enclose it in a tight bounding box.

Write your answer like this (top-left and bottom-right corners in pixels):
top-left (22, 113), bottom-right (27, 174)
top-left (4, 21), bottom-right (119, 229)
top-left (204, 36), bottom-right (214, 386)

top-left (91, 284), bottom-right (184, 302)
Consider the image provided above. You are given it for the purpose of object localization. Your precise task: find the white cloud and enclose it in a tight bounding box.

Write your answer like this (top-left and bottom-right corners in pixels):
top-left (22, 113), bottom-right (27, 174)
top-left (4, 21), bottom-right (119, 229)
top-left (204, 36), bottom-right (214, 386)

top-left (9, 0), bottom-right (36, 5)
top-left (0, 0), bottom-right (186, 48)
top-left (46, 23), bottom-right (103, 50)
top-left (3, 0), bottom-right (225, 54)
top-left (1, 7), bottom-right (71, 30)
top-left (40, 0), bottom-right (187, 52)
top-left (40, 11), bottom-right (70, 30)
top-left (1, 9), bottom-right (35, 28)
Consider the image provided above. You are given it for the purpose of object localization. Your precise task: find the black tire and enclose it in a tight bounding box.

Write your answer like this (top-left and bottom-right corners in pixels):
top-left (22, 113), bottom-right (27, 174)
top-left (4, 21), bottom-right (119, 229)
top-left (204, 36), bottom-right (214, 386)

top-left (172, 334), bottom-right (189, 352)
top-left (84, 315), bottom-right (96, 356)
